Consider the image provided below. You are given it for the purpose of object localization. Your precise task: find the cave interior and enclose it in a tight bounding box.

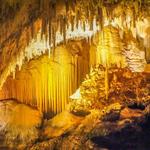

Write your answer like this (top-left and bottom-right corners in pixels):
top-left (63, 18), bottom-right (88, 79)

top-left (0, 0), bottom-right (150, 149)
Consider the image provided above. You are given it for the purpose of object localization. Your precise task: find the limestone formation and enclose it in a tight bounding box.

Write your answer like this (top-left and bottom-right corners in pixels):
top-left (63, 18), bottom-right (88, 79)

top-left (0, 99), bottom-right (43, 148)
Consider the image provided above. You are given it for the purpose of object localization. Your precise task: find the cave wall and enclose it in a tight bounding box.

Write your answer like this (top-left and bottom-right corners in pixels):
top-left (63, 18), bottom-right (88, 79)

top-left (0, 40), bottom-right (90, 117)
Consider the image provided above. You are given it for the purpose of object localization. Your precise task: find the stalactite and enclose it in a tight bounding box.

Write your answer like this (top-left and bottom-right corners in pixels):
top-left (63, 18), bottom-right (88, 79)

top-left (86, 6), bottom-right (89, 20)
top-left (90, 16), bottom-right (94, 31)
top-left (41, 18), bottom-right (45, 40)
top-left (59, 17), bottom-right (63, 35)
top-left (71, 16), bottom-right (75, 31)
top-left (52, 26), bottom-right (56, 54)
top-left (49, 18), bottom-right (52, 47)
top-left (132, 8), bottom-right (136, 28)
top-left (63, 17), bottom-right (66, 44)
top-left (65, 0), bottom-right (69, 14)
top-left (76, 10), bottom-right (80, 29)
top-left (31, 22), bottom-right (34, 39)
top-left (83, 21), bottom-right (86, 32)
top-left (26, 29), bottom-right (30, 46)
top-left (1, 0), bottom-right (149, 108)
top-left (16, 29), bottom-right (21, 49)
top-left (0, 42), bottom-right (90, 116)
top-left (98, 7), bottom-right (103, 30)
top-left (50, 0), bottom-right (56, 19)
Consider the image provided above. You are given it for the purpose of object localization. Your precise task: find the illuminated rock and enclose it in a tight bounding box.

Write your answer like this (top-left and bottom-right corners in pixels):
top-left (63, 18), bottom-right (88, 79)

top-left (70, 88), bottom-right (81, 100)
top-left (43, 111), bottom-right (83, 138)
top-left (0, 99), bottom-right (43, 148)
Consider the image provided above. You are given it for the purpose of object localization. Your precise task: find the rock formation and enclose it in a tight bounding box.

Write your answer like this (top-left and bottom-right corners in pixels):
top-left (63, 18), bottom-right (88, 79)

top-left (0, 100), bottom-right (43, 149)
